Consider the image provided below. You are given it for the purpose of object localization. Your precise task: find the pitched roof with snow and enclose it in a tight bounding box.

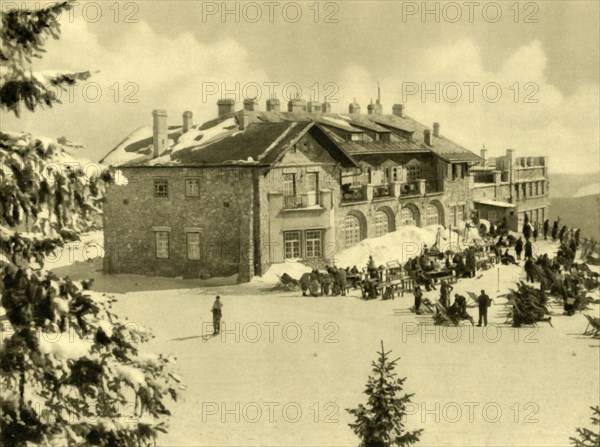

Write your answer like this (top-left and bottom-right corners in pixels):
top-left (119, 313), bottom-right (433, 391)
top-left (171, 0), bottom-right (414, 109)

top-left (101, 109), bottom-right (481, 167)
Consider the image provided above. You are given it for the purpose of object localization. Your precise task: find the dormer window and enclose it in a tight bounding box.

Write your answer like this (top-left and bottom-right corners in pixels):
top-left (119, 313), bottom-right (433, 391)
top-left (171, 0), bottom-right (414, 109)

top-left (350, 133), bottom-right (362, 141)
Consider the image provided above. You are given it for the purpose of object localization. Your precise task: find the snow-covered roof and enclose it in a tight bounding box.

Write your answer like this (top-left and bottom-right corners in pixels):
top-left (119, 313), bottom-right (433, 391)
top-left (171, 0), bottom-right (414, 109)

top-left (101, 108), bottom-right (481, 168)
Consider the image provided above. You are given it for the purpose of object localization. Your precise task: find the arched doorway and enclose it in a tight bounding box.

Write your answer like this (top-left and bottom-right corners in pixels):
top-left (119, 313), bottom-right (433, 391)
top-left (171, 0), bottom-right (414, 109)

top-left (400, 205), bottom-right (420, 227)
top-left (373, 210), bottom-right (390, 237)
top-left (424, 203), bottom-right (441, 226)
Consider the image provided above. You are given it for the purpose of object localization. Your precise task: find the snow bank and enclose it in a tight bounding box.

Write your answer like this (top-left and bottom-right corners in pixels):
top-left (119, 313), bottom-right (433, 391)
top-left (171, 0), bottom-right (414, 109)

top-left (252, 260), bottom-right (312, 283)
top-left (253, 225), bottom-right (482, 283)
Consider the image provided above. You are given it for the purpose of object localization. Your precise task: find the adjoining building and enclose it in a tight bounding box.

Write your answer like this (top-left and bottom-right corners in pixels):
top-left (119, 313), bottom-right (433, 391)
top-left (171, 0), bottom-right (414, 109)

top-left (101, 95), bottom-right (546, 282)
top-left (471, 146), bottom-right (549, 232)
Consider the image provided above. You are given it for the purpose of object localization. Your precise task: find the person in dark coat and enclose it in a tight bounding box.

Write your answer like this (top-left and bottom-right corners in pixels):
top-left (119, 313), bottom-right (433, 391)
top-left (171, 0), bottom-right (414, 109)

top-left (543, 219), bottom-right (549, 240)
top-left (515, 237), bottom-right (524, 260)
top-left (523, 221), bottom-right (532, 240)
top-left (489, 223), bottom-right (496, 236)
top-left (477, 290), bottom-right (491, 327)
top-left (211, 296), bottom-right (223, 335)
top-left (501, 249), bottom-right (518, 265)
top-left (533, 227), bottom-right (538, 241)
top-left (558, 225), bottom-right (567, 243)
top-left (338, 267), bottom-right (347, 296)
top-left (524, 258), bottom-right (536, 283)
top-left (448, 294), bottom-right (475, 326)
top-left (524, 240), bottom-right (533, 259)
top-left (574, 229), bottom-right (581, 248)
top-left (465, 247), bottom-right (477, 278)
top-left (413, 285), bottom-right (423, 314)
top-left (551, 220), bottom-right (559, 241)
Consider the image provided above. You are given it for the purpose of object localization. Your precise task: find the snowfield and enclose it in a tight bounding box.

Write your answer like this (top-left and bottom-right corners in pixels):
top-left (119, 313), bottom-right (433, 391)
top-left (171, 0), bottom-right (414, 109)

top-left (49, 232), bottom-right (599, 447)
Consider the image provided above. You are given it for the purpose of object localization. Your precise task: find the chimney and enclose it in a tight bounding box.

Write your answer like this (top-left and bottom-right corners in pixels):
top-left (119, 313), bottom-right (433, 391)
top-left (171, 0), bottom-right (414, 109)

top-left (266, 97), bottom-right (280, 112)
top-left (217, 98), bottom-right (235, 116)
top-left (423, 129), bottom-right (431, 146)
top-left (152, 109), bottom-right (168, 158)
top-left (322, 100), bottom-right (331, 113)
top-left (182, 111), bottom-right (193, 133)
top-left (506, 148), bottom-right (515, 160)
top-left (307, 101), bottom-right (322, 113)
top-left (480, 145), bottom-right (487, 160)
top-left (349, 98), bottom-right (360, 115)
top-left (367, 99), bottom-right (375, 115)
top-left (243, 97), bottom-right (258, 111)
top-left (392, 104), bottom-right (404, 117)
top-left (433, 122), bottom-right (440, 138)
top-left (287, 96), bottom-right (307, 113)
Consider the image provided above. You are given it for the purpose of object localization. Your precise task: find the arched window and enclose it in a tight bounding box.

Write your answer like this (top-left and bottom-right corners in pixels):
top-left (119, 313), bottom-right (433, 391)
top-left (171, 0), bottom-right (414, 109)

top-left (373, 211), bottom-right (389, 237)
top-left (424, 204), bottom-right (439, 226)
top-left (344, 215), bottom-right (361, 246)
top-left (400, 207), bottom-right (417, 227)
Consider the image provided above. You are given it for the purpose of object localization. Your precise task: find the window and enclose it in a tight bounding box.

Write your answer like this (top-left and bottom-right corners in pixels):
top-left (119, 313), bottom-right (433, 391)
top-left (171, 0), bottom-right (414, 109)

top-left (187, 232), bottom-right (201, 260)
top-left (400, 208), bottom-right (417, 226)
top-left (541, 182), bottom-right (545, 195)
top-left (424, 204), bottom-right (439, 226)
top-left (154, 179), bottom-right (168, 197)
top-left (185, 179), bottom-right (200, 197)
top-left (283, 231), bottom-right (301, 259)
top-left (283, 174), bottom-right (296, 196)
top-left (306, 172), bottom-right (319, 205)
top-left (344, 215), bottom-right (361, 246)
top-left (406, 164), bottom-right (421, 182)
top-left (460, 205), bottom-right (467, 221)
top-left (534, 182), bottom-right (539, 196)
top-left (528, 183), bottom-right (533, 196)
top-left (305, 230), bottom-right (322, 258)
top-left (155, 232), bottom-right (169, 258)
top-left (374, 211), bottom-right (389, 237)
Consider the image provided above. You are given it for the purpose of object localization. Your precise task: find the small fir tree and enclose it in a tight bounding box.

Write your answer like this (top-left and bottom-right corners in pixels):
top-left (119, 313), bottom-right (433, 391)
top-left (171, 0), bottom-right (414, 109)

top-left (347, 341), bottom-right (423, 447)
top-left (570, 406), bottom-right (600, 447)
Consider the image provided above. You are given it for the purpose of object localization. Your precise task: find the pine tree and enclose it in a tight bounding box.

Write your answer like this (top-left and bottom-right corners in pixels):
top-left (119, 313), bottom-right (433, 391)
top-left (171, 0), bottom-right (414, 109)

top-left (347, 341), bottom-right (423, 447)
top-left (1, 2), bottom-right (182, 445)
top-left (570, 406), bottom-right (600, 447)
top-left (0, 1), bottom-right (91, 117)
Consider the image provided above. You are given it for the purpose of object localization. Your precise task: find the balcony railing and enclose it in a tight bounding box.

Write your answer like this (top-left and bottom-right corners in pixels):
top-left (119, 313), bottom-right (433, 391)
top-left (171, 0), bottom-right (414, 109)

top-left (341, 185), bottom-right (366, 202)
top-left (373, 184), bottom-right (391, 198)
top-left (283, 193), bottom-right (321, 209)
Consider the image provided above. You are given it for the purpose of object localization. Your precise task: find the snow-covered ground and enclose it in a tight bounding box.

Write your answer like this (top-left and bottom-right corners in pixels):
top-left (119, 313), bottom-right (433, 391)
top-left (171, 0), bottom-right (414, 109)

top-left (50, 233), bottom-right (600, 447)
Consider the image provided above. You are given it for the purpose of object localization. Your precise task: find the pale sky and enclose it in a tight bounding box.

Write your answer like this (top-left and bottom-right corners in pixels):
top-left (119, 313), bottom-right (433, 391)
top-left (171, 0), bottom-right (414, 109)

top-left (2, 0), bottom-right (599, 174)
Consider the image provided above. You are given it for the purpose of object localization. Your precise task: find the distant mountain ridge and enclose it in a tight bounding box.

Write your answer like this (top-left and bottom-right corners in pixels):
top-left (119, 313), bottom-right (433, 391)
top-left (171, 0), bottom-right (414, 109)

top-left (550, 173), bottom-right (600, 198)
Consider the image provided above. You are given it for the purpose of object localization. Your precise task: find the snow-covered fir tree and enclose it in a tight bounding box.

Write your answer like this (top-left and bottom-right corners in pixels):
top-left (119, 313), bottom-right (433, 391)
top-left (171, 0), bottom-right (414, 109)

top-left (1, 2), bottom-right (182, 445)
top-left (347, 341), bottom-right (423, 447)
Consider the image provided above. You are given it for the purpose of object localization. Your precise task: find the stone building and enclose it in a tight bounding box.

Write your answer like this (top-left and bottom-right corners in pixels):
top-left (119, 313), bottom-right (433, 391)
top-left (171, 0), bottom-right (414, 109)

top-left (101, 96), bottom-right (545, 282)
top-left (471, 147), bottom-right (549, 231)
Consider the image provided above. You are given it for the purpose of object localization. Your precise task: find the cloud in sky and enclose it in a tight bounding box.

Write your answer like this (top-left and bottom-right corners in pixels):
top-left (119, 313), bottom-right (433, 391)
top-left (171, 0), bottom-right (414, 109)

top-left (336, 38), bottom-right (598, 174)
top-left (2, 16), bottom-right (598, 175)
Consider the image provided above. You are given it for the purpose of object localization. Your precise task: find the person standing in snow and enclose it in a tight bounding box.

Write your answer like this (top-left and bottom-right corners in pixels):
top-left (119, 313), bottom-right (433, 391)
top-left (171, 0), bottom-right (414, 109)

top-left (543, 219), bottom-right (549, 240)
top-left (551, 220), bottom-right (559, 241)
top-left (515, 237), bottom-right (524, 261)
top-left (338, 267), bottom-right (347, 296)
top-left (533, 227), bottom-right (538, 241)
top-left (413, 285), bottom-right (423, 314)
top-left (211, 296), bottom-right (223, 335)
top-left (522, 221), bottom-right (532, 241)
top-left (524, 239), bottom-right (533, 260)
top-left (477, 290), bottom-right (491, 327)
top-left (524, 258), bottom-right (536, 283)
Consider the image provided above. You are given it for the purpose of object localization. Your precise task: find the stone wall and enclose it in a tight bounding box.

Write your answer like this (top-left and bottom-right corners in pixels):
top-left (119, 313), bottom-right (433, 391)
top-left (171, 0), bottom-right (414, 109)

top-left (103, 166), bottom-right (256, 281)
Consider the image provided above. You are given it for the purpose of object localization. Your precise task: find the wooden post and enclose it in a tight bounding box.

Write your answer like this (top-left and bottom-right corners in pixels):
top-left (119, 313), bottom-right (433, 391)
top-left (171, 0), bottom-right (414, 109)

top-left (497, 267), bottom-right (500, 292)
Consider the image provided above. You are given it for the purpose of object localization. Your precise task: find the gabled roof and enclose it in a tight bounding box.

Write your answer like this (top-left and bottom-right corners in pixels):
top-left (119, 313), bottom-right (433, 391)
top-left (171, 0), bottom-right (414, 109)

top-left (101, 108), bottom-right (481, 167)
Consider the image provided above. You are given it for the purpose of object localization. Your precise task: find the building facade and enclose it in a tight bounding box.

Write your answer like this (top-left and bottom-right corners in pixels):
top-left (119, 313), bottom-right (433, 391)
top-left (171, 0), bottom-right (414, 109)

top-left (101, 97), bottom-right (546, 282)
top-left (471, 148), bottom-right (549, 231)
